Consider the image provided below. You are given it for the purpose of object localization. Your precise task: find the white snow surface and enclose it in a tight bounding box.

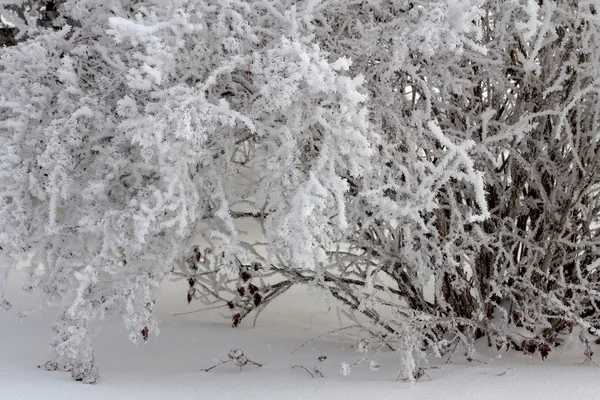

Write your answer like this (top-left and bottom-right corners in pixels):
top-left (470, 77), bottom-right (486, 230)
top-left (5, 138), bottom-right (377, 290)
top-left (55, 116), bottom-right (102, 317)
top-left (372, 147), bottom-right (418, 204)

top-left (1, 271), bottom-right (600, 400)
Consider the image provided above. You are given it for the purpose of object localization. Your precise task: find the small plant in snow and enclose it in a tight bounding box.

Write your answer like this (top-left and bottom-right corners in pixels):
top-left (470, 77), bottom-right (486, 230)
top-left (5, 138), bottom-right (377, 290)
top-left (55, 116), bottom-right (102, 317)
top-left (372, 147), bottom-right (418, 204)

top-left (202, 349), bottom-right (262, 372)
top-left (338, 337), bottom-right (385, 377)
top-left (340, 362), bottom-right (351, 377)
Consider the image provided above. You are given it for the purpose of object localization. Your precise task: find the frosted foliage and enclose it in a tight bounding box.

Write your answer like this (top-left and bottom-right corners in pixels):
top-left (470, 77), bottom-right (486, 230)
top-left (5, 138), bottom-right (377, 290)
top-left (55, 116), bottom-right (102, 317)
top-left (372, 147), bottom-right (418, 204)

top-left (296, 0), bottom-right (600, 377)
top-left (1, 0), bottom-right (599, 384)
top-left (0, 0), bottom-right (378, 382)
top-left (181, 0), bottom-right (600, 381)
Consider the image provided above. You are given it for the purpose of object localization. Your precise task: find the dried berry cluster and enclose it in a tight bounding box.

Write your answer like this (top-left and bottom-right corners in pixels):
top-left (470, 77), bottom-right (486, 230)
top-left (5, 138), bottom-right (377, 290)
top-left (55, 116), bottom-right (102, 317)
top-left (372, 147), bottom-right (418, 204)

top-left (182, 247), bottom-right (276, 328)
top-left (229, 263), bottom-right (263, 327)
top-left (520, 340), bottom-right (551, 361)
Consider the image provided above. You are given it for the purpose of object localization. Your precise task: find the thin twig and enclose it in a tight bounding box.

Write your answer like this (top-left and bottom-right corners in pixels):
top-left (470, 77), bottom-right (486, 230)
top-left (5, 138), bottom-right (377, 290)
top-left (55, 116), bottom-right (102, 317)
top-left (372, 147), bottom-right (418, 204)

top-left (444, 338), bottom-right (461, 364)
top-left (173, 304), bottom-right (227, 316)
top-left (201, 360), bottom-right (229, 372)
top-left (497, 367), bottom-right (514, 376)
top-left (292, 365), bottom-right (315, 378)
top-left (291, 325), bottom-right (360, 354)
top-left (247, 360), bottom-right (263, 367)
top-left (466, 356), bottom-right (489, 365)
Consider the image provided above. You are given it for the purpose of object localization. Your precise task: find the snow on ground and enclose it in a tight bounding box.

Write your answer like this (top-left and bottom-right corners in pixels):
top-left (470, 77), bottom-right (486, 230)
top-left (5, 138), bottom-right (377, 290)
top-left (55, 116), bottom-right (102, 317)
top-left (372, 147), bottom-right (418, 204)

top-left (1, 271), bottom-right (600, 400)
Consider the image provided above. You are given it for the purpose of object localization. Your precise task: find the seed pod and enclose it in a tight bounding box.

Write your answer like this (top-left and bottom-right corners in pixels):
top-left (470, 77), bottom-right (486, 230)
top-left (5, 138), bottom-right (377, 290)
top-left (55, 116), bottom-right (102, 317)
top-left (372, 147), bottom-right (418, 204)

top-left (253, 292), bottom-right (262, 307)
top-left (141, 327), bottom-right (149, 341)
top-left (248, 284), bottom-right (258, 295)
top-left (232, 313), bottom-right (241, 327)
top-left (539, 343), bottom-right (551, 361)
top-left (188, 256), bottom-right (198, 271)
top-left (522, 340), bottom-right (537, 354)
top-left (240, 271), bottom-right (251, 282)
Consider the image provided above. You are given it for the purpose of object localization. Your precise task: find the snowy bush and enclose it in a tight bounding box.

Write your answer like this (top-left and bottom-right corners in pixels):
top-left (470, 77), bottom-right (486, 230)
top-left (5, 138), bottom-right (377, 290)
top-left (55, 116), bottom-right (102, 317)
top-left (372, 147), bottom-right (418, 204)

top-left (182, 0), bottom-right (600, 379)
top-left (1, 0), bottom-right (599, 383)
top-left (0, 0), bottom-right (374, 382)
